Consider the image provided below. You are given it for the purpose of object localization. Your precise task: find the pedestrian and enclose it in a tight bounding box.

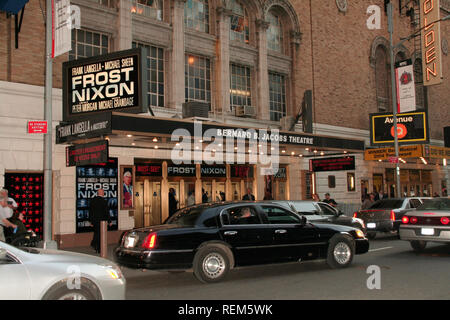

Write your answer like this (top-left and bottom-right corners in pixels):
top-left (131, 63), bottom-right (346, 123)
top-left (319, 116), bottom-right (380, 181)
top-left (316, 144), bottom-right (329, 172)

top-left (187, 191), bottom-right (195, 206)
top-left (0, 197), bottom-right (17, 242)
top-left (201, 188), bottom-right (208, 203)
top-left (0, 188), bottom-right (18, 219)
top-left (169, 188), bottom-right (178, 216)
top-left (433, 192), bottom-right (440, 198)
top-left (378, 189), bottom-right (385, 200)
top-left (263, 191), bottom-right (273, 200)
top-left (323, 193), bottom-right (338, 207)
top-left (312, 193), bottom-right (321, 201)
top-left (242, 188), bottom-right (255, 201)
top-left (373, 188), bottom-right (380, 201)
top-left (88, 189), bottom-right (111, 254)
top-left (361, 193), bottom-right (375, 210)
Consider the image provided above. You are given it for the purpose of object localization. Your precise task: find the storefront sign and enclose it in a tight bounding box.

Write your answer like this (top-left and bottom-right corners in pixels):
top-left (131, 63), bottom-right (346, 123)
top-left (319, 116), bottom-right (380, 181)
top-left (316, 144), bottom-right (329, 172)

top-left (66, 140), bottom-right (109, 167)
top-left (200, 165), bottom-right (226, 177)
top-left (423, 145), bottom-right (450, 159)
top-left (310, 156), bottom-right (355, 172)
top-left (62, 48), bottom-right (147, 121)
top-left (28, 121), bottom-right (48, 134)
top-left (76, 158), bottom-right (118, 233)
top-left (420, 0), bottom-right (443, 86)
top-left (167, 164), bottom-right (196, 177)
top-left (365, 145), bottom-right (423, 160)
top-left (370, 111), bottom-right (429, 145)
top-left (135, 164), bottom-right (162, 177)
top-left (56, 113), bottom-right (112, 144)
top-left (230, 165), bottom-right (254, 178)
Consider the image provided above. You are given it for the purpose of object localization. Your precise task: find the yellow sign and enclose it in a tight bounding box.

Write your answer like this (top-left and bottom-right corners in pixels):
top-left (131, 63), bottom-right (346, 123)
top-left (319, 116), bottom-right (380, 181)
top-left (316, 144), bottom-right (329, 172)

top-left (423, 145), bottom-right (450, 159)
top-left (420, 0), bottom-right (443, 86)
top-left (364, 145), bottom-right (423, 161)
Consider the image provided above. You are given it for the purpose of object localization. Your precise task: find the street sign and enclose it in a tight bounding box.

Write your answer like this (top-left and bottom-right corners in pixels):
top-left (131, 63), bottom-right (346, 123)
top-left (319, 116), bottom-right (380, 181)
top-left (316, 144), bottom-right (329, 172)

top-left (28, 121), bottom-right (48, 134)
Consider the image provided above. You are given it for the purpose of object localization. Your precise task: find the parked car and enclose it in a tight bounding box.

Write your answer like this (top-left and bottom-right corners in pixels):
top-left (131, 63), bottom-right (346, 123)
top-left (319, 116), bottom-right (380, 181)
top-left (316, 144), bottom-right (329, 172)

top-left (353, 197), bottom-right (432, 239)
top-left (399, 198), bottom-right (450, 252)
top-left (269, 200), bottom-right (366, 233)
top-left (0, 241), bottom-right (125, 300)
top-left (114, 202), bottom-right (369, 283)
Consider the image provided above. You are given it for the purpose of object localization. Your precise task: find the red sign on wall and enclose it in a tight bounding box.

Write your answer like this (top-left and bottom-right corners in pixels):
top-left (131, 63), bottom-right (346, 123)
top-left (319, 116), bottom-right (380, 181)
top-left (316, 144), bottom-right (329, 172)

top-left (28, 121), bottom-right (48, 134)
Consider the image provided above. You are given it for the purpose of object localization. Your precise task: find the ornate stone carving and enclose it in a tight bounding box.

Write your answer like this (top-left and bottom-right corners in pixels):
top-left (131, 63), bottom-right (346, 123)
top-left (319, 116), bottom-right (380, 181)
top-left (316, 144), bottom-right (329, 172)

top-left (336, 0), bottom-right (348, 13)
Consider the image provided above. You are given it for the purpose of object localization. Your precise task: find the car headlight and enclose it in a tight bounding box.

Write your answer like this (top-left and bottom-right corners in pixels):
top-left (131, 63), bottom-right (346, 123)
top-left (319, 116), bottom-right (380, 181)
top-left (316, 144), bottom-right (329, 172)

top-left (352, 217), bottom-right (365, 228)
top-left (101, 265), bottom-right (123, 280)
top-left (355, 229), bottom-right (365, 239)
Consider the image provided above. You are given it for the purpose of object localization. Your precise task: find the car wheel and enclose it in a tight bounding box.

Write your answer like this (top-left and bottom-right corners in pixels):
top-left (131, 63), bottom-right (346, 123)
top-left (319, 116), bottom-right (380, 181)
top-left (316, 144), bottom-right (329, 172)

top-left (327, 234), bottom-right (355, 269)
top-left (410, 240), bottom-right (427, 253)
top-left (193, 244), bottom-right (230, 283)
top-left (366, 232), bottom-right (376, 240)
top-left (43, 285), bottom-right (98, 300)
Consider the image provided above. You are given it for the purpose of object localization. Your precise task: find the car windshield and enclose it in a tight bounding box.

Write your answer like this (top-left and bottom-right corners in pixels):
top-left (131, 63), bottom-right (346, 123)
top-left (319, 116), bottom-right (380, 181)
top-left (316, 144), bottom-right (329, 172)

top-left (369, 199), bottom-right (404, 209)
top-left (165, 206), bottom-right (204, 227)
top-left (417, 198), bottom-right (450, 210)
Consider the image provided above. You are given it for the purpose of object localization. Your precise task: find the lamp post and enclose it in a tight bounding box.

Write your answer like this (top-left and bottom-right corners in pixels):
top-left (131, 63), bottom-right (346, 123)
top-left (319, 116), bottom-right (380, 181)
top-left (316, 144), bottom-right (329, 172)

top-left (387, 3), bottom-right (449, 198)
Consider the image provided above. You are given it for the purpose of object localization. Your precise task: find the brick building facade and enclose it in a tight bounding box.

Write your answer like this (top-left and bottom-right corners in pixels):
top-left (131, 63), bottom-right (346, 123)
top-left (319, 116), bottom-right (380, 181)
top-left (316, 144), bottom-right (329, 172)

top-left (0, 0), bottom-right (448, 247)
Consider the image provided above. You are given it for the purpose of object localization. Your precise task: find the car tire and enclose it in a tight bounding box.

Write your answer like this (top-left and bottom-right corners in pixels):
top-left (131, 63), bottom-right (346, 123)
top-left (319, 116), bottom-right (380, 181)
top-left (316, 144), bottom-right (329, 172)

top-left (366, 232), bottom-right (376, 240)
top-left (327, 234), bottom-right (355, 269)
top-left (410, 240), bottom-right (427, 253)
top-left (193, 244), bottom-right (230, 283)
top-left (42, 283), bottom-right (98, 300)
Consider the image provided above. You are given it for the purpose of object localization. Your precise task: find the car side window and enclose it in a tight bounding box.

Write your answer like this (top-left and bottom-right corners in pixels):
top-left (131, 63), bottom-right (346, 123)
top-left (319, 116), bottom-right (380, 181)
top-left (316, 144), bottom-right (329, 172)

top-left (317, 203), bottom-right (336, 216)
top-left (0, 253), bottom-right (17, 265)
top-left (261, 206), bottom-right (302, 224)
top-left (410, 199), bottom-right (422, 208)
top-left (223, 206), bottom-right (261, 225)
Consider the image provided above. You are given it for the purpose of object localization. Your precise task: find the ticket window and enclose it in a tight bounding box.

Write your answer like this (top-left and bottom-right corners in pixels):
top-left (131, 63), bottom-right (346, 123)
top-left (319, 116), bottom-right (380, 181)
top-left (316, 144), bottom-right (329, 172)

top-left (231, 182), bottom-right (241, 201)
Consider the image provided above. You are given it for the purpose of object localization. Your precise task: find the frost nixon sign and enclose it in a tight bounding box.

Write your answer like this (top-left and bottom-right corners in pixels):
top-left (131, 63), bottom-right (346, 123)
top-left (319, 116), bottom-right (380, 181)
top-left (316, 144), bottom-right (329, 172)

top-left (62, 48), bottom-right (147, 121)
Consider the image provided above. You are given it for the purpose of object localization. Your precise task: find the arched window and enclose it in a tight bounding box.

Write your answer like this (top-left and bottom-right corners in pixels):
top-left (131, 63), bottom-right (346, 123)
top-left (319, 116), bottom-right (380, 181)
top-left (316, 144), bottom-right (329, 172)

top-left (184, 0), bottom-right (209, 33)
top-left (375, 45), bottom-right (390, 111)
top-left (267, 10), bottom-right (283, 53)
top-left (414, 58), bottom-right (427, 110)
top-left (131, 0), bottom-right (163, 20)
top-left (229, 0), bottom-right (249, 44)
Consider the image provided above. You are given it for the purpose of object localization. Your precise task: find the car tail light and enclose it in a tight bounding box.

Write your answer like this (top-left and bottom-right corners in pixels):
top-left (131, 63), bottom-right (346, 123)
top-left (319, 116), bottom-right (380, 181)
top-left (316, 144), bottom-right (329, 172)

top-left (441, 217), bottom-right (450, 225)
top-left (410, 217), bottom-right (418, 224)
top-left (402, 216), bottom-right (409, 224)
top-left (390, 210), bottom-right (396, 221)
top-left (142, 233), bottom-right (157, 249)
top-left (353, 212), bottom-right (358, 218)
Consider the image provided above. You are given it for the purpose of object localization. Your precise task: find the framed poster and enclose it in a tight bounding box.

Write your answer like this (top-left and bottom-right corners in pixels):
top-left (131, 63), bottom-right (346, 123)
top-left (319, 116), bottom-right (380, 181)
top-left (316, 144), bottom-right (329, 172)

top-left (120, 165), bottom-right (135, 210)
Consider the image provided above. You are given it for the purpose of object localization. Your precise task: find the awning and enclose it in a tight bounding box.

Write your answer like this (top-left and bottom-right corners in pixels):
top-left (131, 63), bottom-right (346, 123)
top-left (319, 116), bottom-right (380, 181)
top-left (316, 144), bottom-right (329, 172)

top-left (0, 0), bottom-right (29, 14)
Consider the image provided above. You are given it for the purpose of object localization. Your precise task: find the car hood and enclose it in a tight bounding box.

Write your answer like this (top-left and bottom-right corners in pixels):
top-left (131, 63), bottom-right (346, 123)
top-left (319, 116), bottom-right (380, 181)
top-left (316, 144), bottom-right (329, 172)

top-left (20, 248), bottom-right (113, 265)
top-left (311, 222), bottom-right (358, 233)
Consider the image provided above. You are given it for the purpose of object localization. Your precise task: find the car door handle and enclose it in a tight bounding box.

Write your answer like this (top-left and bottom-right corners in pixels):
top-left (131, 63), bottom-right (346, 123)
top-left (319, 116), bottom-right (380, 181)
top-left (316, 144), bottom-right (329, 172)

top-left (224, 231), bottom-right (238, 236)
top-left (275, 229), bottom-right (287, 234)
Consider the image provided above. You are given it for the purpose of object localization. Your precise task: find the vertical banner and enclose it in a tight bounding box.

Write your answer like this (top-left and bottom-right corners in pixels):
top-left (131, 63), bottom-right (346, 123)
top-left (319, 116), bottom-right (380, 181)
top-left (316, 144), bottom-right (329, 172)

top-left (395, 60), bottom-right (416, 113)
top-left (53, 0), bottom-right (72, 58)
top-left (420, 0), bottom-right (443, 86)
top-left (120, 165), bottom-right (136, 210)
top-left (76, 158), bottom-right (118, 233)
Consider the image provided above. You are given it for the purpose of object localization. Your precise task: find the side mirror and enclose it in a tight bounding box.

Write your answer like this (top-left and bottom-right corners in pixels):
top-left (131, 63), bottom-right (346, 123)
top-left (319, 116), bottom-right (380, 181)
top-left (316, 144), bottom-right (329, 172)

top-left (300, 216), bottom-right (307, 225)
top-left (0, 248), bottom-right (7, 260)
top-left (337, 210), bottom-right (344, 216)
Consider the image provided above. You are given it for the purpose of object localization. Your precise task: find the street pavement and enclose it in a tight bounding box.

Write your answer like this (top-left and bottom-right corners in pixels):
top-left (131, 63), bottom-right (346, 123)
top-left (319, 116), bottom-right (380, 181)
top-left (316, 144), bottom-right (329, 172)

top-left (68, 234), bottom-right (450, 300)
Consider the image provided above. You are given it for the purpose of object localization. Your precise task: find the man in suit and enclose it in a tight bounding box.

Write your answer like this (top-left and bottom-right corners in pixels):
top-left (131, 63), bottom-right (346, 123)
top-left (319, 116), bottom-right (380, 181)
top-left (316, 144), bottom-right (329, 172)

top-left (89, 189), bottom-right (111, 253)
top-left (242, 188), bottom-right (255, 201)
top-left (123, 171), bottom-right (133, 208)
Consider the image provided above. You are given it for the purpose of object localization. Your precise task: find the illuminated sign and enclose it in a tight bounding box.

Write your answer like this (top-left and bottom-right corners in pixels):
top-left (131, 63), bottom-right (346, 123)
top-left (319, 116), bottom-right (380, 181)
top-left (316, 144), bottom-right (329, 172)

top-left (66, 140), bottom-right (109, 167)
top-left (230, 165), bottom-right (254, 178)
top-left (365, 145), bottom-right (423, 161)
top-left (62, 48), bottom-right (147, 121)
top-left (135, 164), bottom-right (162, 177)
top-left (420, 0), bottom-right (443, 86)
top-left (56, 113), bottom-right (111, 144)
top-left (310, 156), bottom-right (355, 172)
top-left (201, 165), bottom-right (226, 178)
top-left (370, 111), bottom-right (429, 145)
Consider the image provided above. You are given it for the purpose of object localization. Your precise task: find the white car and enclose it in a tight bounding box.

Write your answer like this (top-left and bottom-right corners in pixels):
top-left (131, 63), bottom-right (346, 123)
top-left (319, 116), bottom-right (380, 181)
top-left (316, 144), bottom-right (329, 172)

top-left (0, 241), bottom-right (125, 300)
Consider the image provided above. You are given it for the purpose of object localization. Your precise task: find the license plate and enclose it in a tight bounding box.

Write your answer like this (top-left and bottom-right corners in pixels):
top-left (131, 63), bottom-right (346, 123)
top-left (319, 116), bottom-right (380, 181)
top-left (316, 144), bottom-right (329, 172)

top-left (367, 223), bottom-right (376, 229)
top-left (125, 236), bottom-right (137, 248)
top-left (421, 228), bottom-right (434, 236)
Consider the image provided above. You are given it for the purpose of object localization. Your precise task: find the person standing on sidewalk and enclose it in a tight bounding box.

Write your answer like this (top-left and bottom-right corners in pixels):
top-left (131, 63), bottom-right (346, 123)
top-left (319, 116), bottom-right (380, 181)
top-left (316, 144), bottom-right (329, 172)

top-left (89, 189), bottom-right (111, 253)
top-left (0, 197), bottom-right (17, 242)
top-left (0, 189), bottom-right (18, 219)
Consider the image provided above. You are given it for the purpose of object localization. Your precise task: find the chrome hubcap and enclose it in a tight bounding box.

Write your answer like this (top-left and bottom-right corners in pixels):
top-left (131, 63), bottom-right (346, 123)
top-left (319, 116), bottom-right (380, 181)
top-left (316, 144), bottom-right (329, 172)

top-left (202, 253), bottom-right (225, 279)
top-left (58, 293), bottom-right (87, 300)
top-left (333, 242), bottom-right (351, 265)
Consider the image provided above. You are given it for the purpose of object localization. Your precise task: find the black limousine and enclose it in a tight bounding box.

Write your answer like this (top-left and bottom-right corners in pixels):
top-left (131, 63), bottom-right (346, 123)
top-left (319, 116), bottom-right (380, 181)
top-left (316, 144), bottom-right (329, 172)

top-left (115, 202), bottom-right (369, 283)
